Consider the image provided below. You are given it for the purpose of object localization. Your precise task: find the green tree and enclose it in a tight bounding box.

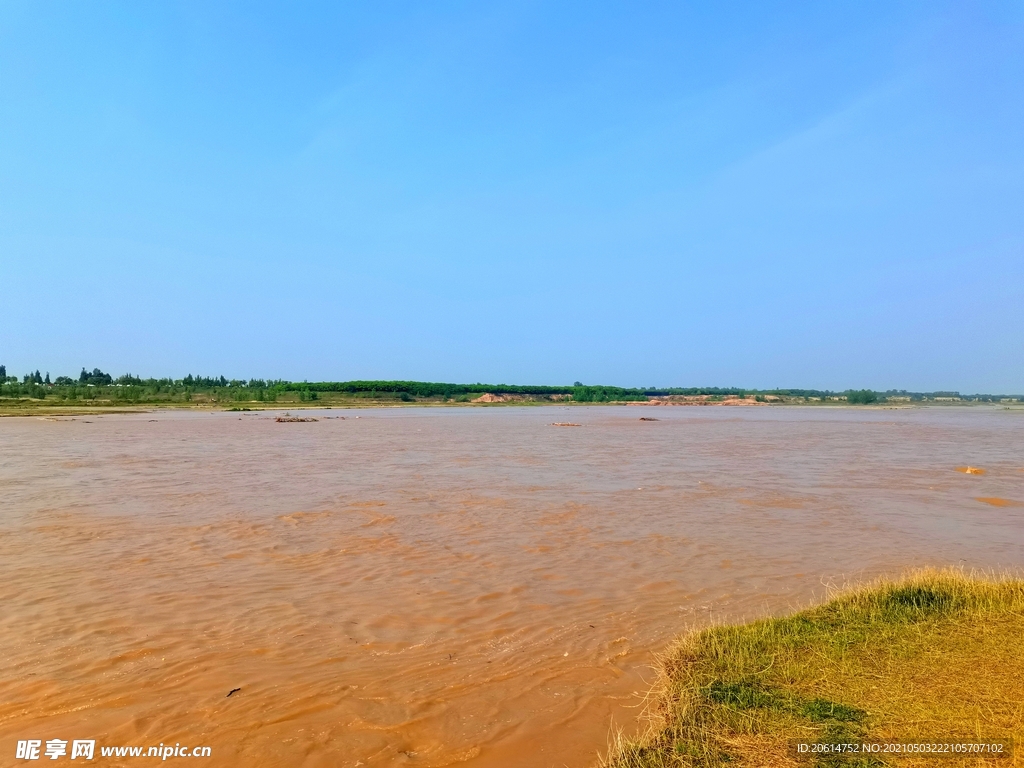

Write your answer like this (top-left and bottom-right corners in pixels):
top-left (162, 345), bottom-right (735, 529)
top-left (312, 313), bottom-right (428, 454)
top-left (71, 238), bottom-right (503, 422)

top-left (846, 389), bottom-right (878, 404)
top-left (80, 367), bottom-right (112, 385)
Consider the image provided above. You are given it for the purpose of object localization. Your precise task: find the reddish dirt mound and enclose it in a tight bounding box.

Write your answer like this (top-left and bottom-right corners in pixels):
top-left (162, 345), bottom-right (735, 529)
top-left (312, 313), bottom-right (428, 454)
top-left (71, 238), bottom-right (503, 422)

top-left (472, 393), bottom-right (506, 403)
top-left (628, 395), bottom-right (763, 406)
top-left (473, 393), bottom-right (572, 403)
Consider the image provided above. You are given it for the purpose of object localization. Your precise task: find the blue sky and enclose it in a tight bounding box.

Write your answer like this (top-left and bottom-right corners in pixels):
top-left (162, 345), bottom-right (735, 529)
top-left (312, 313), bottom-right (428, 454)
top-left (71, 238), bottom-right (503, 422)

top-left (1, 2), bottom-right (1022, 391)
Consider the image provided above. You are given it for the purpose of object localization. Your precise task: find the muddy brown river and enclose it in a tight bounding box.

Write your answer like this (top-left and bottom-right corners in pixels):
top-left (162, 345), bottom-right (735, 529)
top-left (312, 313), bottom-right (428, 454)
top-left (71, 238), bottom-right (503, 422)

top-left (2, 406), bottom-right (1022, 766)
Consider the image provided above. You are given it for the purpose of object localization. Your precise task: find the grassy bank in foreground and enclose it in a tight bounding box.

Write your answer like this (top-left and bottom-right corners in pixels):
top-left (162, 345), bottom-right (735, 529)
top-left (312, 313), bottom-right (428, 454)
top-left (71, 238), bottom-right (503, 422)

top-left (604, 570), bottom-right (1024, 767)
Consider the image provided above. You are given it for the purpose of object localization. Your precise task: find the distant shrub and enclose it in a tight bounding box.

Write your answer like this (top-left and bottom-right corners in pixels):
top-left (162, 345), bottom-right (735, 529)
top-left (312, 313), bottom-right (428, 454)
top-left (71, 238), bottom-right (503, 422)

top-left (846, 389), bottom-right (878, 404)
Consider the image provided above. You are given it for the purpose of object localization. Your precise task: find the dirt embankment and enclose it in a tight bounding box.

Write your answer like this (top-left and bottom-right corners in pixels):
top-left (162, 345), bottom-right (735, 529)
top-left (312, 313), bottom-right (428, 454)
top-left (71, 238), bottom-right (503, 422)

top-left (629, 395), bottom-right (771, 406)
top-left (470, 393), bottom-right (769, 405)
top-left (472, 393), bottom-right (571, 403)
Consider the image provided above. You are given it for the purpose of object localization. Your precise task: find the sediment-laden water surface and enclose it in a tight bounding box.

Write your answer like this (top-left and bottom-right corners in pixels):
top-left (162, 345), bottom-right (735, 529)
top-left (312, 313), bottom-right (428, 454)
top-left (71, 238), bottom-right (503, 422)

top-left (2, 406), bottom-right (1022, 766)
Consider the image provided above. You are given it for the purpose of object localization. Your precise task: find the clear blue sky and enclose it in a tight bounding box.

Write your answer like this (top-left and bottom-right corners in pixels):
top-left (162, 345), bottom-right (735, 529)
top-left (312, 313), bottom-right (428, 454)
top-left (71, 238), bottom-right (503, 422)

top-left (2, 2), bottom-right (1022, 392)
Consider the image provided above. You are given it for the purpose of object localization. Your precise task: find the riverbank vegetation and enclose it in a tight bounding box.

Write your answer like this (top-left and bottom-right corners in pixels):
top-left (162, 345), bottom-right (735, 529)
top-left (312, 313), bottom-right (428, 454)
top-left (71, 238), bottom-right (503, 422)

top-left (0, 365), bottom-right (1020, 414)
top-left (602, 569), bottom-right (1024, 767)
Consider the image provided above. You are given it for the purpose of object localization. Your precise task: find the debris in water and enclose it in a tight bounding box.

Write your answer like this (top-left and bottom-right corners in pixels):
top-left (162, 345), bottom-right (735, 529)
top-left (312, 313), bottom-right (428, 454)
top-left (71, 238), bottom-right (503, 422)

top-left (276, 416), bottom-right (318, 423)
top-left (226, 688), bottom-right (241, 697)
top-left (957, 466), bottom-right (986, 475)
top-left (975, 497), bottom-right (1020, 507)
top-left (551, 422), bottom-right (581, 427)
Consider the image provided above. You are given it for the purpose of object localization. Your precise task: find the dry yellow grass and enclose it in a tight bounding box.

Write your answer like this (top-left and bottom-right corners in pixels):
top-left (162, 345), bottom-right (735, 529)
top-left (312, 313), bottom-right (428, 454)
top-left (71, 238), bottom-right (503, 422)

top-left (602, 569), bottom-right (1024, 767)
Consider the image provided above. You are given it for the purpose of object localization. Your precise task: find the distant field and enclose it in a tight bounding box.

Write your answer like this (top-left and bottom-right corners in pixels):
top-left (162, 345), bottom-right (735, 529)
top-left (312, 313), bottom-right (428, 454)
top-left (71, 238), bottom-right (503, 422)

top-left (1, 376), bottom-right (1019, 416)
top-left (0, 389), bottom-right (562, 415)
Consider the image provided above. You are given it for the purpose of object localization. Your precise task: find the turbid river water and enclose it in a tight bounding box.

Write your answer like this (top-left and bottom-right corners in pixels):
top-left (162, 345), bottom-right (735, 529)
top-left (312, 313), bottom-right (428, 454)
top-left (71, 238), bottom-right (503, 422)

top-left (2, 406), bottom-right (1022, 766)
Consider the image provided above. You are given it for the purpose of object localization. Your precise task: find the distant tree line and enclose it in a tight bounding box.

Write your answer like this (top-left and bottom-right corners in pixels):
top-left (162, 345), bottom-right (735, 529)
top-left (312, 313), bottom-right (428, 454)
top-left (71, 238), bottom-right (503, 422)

top-left (288, 380), bottom-right (574, 397)
top-left (570, 385), bottom-right (646, 402)
top-left (1, 365), bottom-right (1021, 403)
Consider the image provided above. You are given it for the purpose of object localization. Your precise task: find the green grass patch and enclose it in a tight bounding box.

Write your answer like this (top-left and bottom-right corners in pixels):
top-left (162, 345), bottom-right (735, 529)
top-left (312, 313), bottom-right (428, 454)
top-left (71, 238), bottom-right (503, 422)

top-left (603, 569), bottom-right (1024, 767)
